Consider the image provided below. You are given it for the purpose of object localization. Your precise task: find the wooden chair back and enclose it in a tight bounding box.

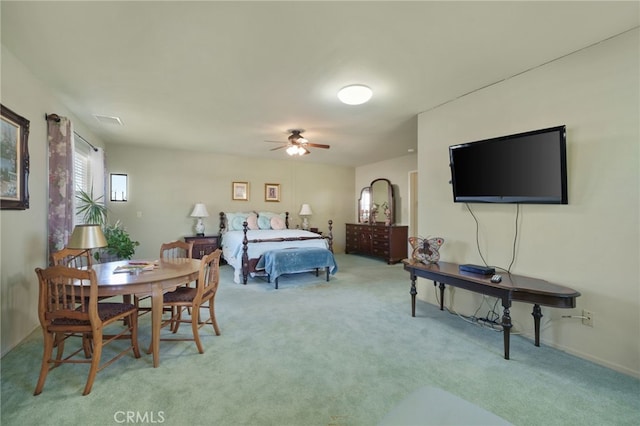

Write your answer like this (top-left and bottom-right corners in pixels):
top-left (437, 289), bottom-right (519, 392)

top-left (195, 249), bottom-right (222, 302)
top-left (51, 247), bottom-right (93, 269)
top-left (36, 265), bottom-right (98, 328)
top-left (160, 240), bottom-right (193, 259)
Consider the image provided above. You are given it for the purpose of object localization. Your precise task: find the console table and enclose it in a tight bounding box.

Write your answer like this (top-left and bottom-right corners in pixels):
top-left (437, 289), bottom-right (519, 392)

top-left (402, 260), bottom-right (580, 359)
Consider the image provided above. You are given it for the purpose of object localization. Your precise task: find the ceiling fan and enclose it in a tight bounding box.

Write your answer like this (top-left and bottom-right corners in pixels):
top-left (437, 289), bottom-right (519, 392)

top-left (266, 129), bottom-right (330, 156)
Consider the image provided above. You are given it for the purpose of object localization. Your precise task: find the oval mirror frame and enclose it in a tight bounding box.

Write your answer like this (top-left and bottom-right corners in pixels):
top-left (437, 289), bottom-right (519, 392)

top-left (370, 178), bottom-right (394, 225)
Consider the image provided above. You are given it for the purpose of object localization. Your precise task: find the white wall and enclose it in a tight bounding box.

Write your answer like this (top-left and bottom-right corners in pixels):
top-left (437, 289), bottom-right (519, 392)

top-left (104, 144), bottom-right (354, 259)
top-left (417, 30), bottom-right (639, 376)
top-left (0, 46), bottom-right (107, 356)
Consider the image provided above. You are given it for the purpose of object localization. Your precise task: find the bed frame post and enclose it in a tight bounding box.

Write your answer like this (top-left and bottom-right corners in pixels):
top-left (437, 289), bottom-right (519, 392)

top-left (327, 220), bottom-right (333, 252)
top-left (219, 211), bottom-right (226, 235)
top-left (241, 221), bottom-right (249, 284)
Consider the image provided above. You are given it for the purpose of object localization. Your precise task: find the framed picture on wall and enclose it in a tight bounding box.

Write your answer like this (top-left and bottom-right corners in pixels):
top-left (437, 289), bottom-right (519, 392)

top-left (232, 181), bottom-right (249, 201)
top-left (1, 104), bottom-right (30, 210)
top-left (265, 183), bottom-right (280, 202)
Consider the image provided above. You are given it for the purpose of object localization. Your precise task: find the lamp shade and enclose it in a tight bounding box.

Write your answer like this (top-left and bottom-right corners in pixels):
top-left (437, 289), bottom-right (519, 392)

top-left (67, 224), bottom-right (108, 249)
top-left (299, 204), bottom-right (313, 216)
top-left (190, 203), bottom-right (209, 218)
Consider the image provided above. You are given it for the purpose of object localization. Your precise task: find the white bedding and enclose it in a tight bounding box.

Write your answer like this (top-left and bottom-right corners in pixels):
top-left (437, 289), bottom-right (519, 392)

top-left (222, 229), bottom-right (329, 284)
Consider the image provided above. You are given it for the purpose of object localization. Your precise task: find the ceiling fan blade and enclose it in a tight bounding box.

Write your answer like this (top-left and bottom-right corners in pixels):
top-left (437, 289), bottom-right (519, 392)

top-left (306, 143), bottom-right (330, 149)
top-left (270, 145), bottom-right (287, 151)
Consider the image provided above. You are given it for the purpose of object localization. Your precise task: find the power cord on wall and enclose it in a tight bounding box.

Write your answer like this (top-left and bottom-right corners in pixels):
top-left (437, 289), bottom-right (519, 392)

top-left (437, 204), bottom-right (524, 332)
top-left (465, 203), bottom-right (520, 274)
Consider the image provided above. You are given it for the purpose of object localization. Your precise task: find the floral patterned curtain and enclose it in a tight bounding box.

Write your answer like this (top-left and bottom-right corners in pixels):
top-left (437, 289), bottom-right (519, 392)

top-left (47, 114), bottom-right (73, 261)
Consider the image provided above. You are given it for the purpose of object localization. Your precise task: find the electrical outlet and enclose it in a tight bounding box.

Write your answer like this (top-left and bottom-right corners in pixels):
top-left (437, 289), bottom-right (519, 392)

top-left (582, 309), bottom-right (594, 327)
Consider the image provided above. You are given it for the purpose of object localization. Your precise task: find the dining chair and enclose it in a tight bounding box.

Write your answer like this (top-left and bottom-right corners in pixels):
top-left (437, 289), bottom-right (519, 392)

top-left (159, 240), bottom-right (193, 259)
top-left (51, 247), bottom-right (93, 268)
top-left (153, 249), bottom-right (222, 354)
top-left (135, 240), bottom-right (194, 317)
top-left (51, 247), bottom-right (105, 358)
top-left (34, 265), bottom-right (141, 396)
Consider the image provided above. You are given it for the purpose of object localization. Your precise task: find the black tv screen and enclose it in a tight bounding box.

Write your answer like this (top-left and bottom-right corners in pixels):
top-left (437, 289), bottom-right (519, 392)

top-left (449, 125), bottom-right (568, 204)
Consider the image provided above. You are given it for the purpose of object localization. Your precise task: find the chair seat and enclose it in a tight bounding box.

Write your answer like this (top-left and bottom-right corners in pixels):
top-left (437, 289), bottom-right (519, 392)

top-left (52, 303), bottom-right (137, 326)
top-left (163, 287), bottom-right (197, 303)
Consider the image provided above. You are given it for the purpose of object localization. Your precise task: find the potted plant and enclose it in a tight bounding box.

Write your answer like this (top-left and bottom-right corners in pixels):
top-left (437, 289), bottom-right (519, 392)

top-left (75, 189), bottom-right (139, 261)
top-left (102, 220), bottom-right (139, 260)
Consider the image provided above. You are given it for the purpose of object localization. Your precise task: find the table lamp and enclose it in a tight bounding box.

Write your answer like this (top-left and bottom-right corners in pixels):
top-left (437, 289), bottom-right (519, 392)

top-left (190, 203), bottom-right (209, 236)
top-left (67, 224), bottom-right (108, 263)
top-left (299, 204), bottom-right (313, 230)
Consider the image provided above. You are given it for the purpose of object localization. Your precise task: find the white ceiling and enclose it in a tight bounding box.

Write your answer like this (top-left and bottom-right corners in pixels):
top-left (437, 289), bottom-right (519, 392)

top-left (2, 1), bottom-right (638, 167)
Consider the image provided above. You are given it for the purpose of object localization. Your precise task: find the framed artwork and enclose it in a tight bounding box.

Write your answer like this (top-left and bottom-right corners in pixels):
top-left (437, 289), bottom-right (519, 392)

top-left (265, 183), bottom-right (280, 202)
top-left (1, 104), bottom-right (30, 210)
top-left (232, 181), bottom-right (249, 201)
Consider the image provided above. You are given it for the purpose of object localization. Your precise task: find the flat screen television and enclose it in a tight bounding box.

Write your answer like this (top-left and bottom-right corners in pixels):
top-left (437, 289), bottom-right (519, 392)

top-left (449, 125), bottom-right (568, 204)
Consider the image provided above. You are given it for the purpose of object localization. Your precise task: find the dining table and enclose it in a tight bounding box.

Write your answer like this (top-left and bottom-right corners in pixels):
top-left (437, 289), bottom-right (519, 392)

top-left (91, 258), bottom-right (201, 367)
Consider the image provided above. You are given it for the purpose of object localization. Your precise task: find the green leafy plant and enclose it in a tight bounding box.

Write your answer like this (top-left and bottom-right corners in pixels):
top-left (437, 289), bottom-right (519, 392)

top-left (102, 221), bottom-right (140, 260)
top-left (75, 188), bottom-right (107, 225)
top-left (75, 189), bottom-right (139, 261)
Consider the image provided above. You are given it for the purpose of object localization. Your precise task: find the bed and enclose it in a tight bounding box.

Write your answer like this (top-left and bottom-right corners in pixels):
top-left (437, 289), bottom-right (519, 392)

top-left (219, 211), bottom-right (333, 284)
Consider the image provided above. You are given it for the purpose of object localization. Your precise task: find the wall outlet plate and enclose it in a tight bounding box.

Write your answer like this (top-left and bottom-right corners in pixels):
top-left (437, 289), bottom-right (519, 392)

top-left (582, 309), bottom-right (594, 327)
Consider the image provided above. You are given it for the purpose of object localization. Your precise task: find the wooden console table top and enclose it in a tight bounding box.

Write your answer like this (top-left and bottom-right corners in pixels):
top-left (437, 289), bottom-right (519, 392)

top-left (402, 260), bottom-right (580, 359)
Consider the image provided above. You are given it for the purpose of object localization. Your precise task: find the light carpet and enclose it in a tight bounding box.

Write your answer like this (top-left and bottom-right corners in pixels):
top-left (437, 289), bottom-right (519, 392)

top-left (1, 254), bottom-right (638, 425)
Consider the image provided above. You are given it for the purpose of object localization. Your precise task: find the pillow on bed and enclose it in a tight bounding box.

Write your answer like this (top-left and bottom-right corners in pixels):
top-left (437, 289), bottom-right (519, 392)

top-left (257, 215), bottom-right (272, 230)
top-left (226, 212), bottom-right (250, 231)
top-left (246, 213), bottom-right (259, 230)
top-left (270, 215), bottom-right (286, 230)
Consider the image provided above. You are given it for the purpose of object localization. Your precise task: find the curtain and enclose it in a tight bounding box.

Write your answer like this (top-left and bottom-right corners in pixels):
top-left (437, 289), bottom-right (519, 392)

top-left (47, 115), bottom-right (73, 261)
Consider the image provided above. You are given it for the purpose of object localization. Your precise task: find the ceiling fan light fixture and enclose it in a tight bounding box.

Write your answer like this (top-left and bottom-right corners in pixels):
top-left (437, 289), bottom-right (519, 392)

top-left (286, 145), bottom-right (305, 156)
top-left (337, 84), bottom-right (373, 105)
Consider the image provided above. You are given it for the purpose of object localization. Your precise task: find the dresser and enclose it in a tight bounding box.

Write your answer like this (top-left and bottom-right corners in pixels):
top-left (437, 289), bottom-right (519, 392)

top-left (184, 235), bottom-right (220, 259)
top-left (345, 223), bottom-right (408, 264)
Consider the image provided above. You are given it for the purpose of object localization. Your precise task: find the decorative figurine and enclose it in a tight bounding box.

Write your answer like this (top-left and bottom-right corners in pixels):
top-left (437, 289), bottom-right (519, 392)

top-left (409, 236), bottom-right (445, 264)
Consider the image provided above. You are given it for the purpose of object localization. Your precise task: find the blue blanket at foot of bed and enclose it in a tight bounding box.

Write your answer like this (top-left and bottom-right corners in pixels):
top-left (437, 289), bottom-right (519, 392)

top-left (255, 247), bottom-right (338, 288)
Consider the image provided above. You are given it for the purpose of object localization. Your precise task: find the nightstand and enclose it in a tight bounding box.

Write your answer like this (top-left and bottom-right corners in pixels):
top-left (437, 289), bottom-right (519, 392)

top-left (309, 227), bottom-right (322, 235)
top-left (184, 235), bottom-right (221, 260)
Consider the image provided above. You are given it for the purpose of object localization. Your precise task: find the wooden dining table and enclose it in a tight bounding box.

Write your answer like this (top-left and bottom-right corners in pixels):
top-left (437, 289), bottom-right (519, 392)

top-left (91, 258), bottom-right (201, 367)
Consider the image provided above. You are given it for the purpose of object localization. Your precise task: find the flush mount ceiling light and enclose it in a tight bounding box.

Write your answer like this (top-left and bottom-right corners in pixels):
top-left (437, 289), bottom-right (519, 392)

top-left (337, 84), bottom-right (373, 105)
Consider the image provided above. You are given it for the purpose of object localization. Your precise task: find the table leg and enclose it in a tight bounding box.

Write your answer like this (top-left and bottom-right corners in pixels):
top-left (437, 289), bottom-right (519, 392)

top-left (532, 304), bottom-right (542, 347)
top-left (502, 303), bottom-right (513, 360)
top-left (438, 282), bottom-right (445, 311)
top-left (410, 273), bottom-right (417, 317)
top-left (150, 285), bottom-right (163, 367)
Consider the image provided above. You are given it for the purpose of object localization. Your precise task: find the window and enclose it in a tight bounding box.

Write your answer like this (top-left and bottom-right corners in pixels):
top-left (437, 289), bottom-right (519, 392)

top-left (74, 138), bottom-right (92, 195)
top-left (110, 173), bottom-right (128, 201)
top-left (73, 132), bottom-right (104, 224)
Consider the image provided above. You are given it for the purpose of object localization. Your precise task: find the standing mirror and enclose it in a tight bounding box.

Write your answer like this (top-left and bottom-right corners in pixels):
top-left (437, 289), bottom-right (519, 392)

top-left (358, 187), bottom-right (371, 223)
top-left (370, 178), bottom-right (394, 225)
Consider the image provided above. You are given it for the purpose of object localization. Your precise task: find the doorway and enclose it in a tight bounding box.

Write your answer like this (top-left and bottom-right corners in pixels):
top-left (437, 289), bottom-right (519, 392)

top-left (408, 170), bottom-right (418, 238)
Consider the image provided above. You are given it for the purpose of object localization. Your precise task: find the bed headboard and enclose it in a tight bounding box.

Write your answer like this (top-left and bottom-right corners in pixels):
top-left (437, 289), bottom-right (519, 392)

top-left (219, 211), bottom-right (290, 234)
